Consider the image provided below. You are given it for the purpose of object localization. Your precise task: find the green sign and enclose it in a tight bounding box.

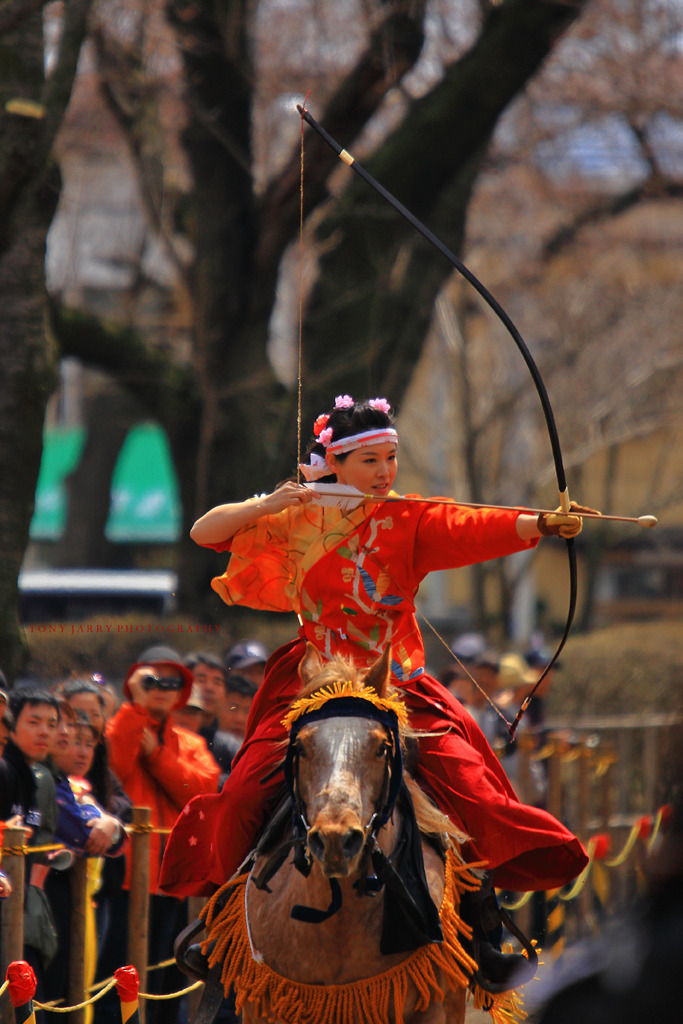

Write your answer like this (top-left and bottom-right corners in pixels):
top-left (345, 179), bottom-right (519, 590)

top-left (31, 422), bottom-right (181, 543)
top-left (31, 426), bottom-right (86, 541)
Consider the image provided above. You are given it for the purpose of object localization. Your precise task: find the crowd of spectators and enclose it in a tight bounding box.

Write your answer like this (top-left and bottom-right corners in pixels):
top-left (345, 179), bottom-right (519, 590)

top-left (0, 640), bottom-right (266, 1023)
top-left (441, 632), bottom-right (558, 796)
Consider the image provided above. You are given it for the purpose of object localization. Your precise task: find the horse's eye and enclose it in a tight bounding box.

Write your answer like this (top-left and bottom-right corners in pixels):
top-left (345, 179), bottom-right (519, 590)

top-left (295, 741), bottom-right (307, 758)
top-left (376, 741), bottom-right (389, 759)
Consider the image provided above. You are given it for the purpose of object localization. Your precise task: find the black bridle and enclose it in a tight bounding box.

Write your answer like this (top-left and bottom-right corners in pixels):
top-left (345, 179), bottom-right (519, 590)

top-left (284, 697), bottom-right (403, 842)
top-left (278, 696), bottom-right (404, 922)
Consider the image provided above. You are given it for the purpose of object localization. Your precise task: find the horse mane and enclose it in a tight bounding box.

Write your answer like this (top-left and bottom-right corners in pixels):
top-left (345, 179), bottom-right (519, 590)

top-left (296, 652), bottom-right (468, 847)
top-left (296, 653), bottom-right (378, 698)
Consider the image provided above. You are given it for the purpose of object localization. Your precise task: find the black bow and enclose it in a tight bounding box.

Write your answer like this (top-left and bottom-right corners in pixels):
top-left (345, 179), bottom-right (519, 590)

top-left (298, 105), bottom-right (576, 738)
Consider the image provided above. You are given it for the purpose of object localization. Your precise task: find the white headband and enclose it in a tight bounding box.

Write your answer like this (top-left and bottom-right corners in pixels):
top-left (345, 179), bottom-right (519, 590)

top-left (325, 427), bottom-right (398, 456)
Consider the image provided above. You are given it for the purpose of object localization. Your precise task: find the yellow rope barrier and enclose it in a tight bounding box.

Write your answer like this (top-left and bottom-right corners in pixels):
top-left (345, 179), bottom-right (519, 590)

top-left (604, 821), bottom-right (640, 868)
top-left (146, 957), bottom-right (175, 973)
top-left (0, 979), bottom-right (8, 999)
top-left (593, 754), bottom-right (617, 778)
top-left (497, 890), bottom-right (534, 911)
top-left (2, 842), bottom-right (68, 856)
top-left (30, 974), bottom-right (202, 1014)
top-left (2, 824), bottom-right (176, 857)
top-left (140, 981), bottom-right (203, 1000)
top-left (558, 840), bottom-right (595, 902)
top-left (530, 742), bottom-right (555, 762)
top-left (34, 977), bottom-right (119, 1012)
top-left (647, 808), bottom-right (664, 851)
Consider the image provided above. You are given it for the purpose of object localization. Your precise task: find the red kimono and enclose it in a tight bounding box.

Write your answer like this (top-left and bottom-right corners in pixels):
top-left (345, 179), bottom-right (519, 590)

top-left (160, 498), bottom-right (587, 896)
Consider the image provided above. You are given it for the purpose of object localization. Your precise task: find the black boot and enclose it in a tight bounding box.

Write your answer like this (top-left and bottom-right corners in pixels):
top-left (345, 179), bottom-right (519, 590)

top-left (180, 941), bottom-right (211, 980)
top-left (460, 873), bottom-right (538, 993)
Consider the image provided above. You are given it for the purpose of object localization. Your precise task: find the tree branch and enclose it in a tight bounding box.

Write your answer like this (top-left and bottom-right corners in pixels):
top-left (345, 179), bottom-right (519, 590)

top-left (296, 0), bottom-right (589, 436)
top-left (50, 300), bottom-right (199, 419)
top-left (543, 179), bottom-right (683, 258)
top-left (255, 1), bottom-right (427, 280)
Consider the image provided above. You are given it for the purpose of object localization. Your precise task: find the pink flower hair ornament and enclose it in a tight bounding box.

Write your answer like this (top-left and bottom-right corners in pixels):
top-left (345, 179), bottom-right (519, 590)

top-left (319, 427), bottom-right (334, 447)
top-left (334, 394), bottom-right (354, 409)
top-left (368, 397), bottom-right (391, 414)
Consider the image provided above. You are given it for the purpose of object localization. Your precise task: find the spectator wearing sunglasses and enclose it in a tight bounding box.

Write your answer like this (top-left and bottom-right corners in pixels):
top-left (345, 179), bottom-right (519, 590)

top-left (105, 646), bottom-right (219, 1024)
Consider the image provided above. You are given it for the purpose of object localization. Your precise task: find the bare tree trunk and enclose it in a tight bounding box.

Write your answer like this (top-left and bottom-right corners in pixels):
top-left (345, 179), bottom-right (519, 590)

top-left (0, 2), bottom-right (90, 680)
top-left (58, 388), bottom-right (141, 567)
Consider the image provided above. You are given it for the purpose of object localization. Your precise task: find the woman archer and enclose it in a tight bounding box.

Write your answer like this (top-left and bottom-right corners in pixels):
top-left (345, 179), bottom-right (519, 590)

top-left (161, 395), bottom-right (590, 967)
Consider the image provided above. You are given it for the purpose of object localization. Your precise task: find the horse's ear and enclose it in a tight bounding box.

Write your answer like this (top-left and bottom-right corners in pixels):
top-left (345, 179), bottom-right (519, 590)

top-left (364, 643), bottom-right (392, 697)
top-left (299, 642), bottom-right (324, 688)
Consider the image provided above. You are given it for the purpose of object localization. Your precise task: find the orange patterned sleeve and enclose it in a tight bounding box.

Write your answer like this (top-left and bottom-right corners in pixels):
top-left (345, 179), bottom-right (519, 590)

top-left (210, 507), bottom-right (297, 612)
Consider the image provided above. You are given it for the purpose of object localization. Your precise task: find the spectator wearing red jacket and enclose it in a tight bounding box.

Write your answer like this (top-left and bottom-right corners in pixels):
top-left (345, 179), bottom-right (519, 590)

top-left (105, 645), bottom-right (219, 1024)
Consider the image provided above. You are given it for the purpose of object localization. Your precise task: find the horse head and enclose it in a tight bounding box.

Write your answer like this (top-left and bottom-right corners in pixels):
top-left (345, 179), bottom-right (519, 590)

top-left (285, 643), bottom-right (404, 879)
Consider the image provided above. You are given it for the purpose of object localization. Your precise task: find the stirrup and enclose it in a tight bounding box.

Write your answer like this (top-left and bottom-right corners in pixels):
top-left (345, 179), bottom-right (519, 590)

top-left (175, 917), bottom-right (209, 980)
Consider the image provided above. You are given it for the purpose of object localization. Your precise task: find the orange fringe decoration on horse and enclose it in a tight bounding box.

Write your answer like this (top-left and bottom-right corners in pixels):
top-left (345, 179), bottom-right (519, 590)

top-left (200, 847), bottom-right (525, 1024)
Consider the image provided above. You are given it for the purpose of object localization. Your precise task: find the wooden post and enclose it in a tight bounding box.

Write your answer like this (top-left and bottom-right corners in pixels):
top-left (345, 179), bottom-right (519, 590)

top-left (68, 856), bottom-right (89, 1024)
top-left (516, 734), bottom-right (534, 805)
top-left (616, 728), bottom-right (630, 817)
top-left (576, 743), bottom-right (590, 842)
top-left (576, 744), bottom-right (591, 932)
top-left (643, 725), bottom-right (659, 812)
top-left (599, 748), bottom-right (614, 830)
top-left (128, 807), bottom-right (151, 1024)
top-left (0, 826), bottom-right (28, 1024)
top-left (547, 740), bottom-right (562, 821)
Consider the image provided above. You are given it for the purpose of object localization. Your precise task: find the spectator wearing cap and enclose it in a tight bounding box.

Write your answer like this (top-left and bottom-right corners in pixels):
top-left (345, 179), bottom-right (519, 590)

top-left (184, 652), bottom-right (227, 733)
top-left (172, 683), bottom-right (207, 733)
top-left (495, 653), bottom-right (547, 798)
top-left (207, 673), bottom-right (258, 786)
top-left (450, 632), bottom-right (486, 665)
top-left (225, 640), bottom-right (268, 688)
top-left (448, 650), bottom-right (501, 746)
top-left (182, 654), bottom-right (236, 780)
top-left (105, 646), bottom-right (219, 1024)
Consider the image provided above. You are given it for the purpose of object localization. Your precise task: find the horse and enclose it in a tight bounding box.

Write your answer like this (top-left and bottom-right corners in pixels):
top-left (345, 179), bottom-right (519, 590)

top-left (180, 644), bottom-right (527, 1024)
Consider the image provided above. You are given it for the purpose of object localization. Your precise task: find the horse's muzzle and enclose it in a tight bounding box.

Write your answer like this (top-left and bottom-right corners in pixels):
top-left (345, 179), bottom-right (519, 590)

top-left (307, 826), bottom-right (365, 875)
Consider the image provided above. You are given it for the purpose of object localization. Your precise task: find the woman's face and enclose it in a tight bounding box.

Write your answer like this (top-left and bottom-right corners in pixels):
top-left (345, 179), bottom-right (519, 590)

top-left (68, 692), bottom-right (105, 738)
top-left (71, 728), bottom-right (97, 777)
top-left (51, 716), bottom-right (77, 774)
top-left (327, 442), bottom-right (398, 498)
